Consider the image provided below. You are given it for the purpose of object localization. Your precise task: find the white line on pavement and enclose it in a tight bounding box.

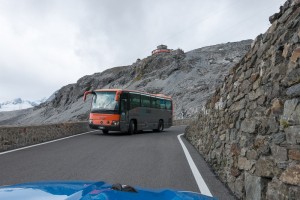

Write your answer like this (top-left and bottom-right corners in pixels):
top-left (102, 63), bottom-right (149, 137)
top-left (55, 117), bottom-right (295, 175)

top-left (0, 130), bottom-right (98, 156)
top-left (177, 133), bottom-right (212, 197)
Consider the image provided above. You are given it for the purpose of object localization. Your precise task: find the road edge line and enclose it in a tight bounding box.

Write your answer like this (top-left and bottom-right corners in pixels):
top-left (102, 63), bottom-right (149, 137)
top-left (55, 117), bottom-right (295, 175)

top-left (177, 133), bottom-right (212, 197)
top-left (0, 130), bottom-right (98, 156)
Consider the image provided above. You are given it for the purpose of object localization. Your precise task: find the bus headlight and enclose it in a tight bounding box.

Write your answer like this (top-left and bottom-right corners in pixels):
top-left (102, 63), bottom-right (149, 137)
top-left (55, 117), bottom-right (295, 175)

top-left (89, 119), bottom-right (93, 124)
top-left (111, 120), bottom-right (119, 126)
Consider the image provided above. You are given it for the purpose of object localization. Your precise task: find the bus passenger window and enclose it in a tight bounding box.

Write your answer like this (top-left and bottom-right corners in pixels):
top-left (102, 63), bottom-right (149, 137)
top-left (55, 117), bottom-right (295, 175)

top-left (156, 99), bottom-right (160, 108)
top-left (141, 96), bottom-right (150, 107)
top-left (160, 99), bottom-right (166, 109)
top-left (130, 94), bottom-right (141, 109)
top-left (151, 97), bottom-right (155, 108)
top-left (166, 100), bottom-right (172, 110)
top-left (121, 99), bottom-right (127, 112)
top-left (152, 98), bottom-right (159, 108)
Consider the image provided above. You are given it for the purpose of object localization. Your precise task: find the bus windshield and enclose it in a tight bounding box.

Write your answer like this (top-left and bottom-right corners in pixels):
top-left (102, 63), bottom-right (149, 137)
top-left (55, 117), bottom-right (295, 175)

top-left (91, 91), bottom-right (119, 113)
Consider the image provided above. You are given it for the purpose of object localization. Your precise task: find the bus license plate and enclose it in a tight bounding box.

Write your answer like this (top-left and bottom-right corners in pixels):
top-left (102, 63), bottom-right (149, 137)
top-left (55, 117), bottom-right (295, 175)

top-left (99, 126), bottom-right (104, 129)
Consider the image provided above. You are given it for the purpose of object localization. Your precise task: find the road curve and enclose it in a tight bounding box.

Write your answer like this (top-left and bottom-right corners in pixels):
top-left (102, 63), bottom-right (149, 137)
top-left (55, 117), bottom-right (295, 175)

top-left (0, 126), bottom-right (235, 199)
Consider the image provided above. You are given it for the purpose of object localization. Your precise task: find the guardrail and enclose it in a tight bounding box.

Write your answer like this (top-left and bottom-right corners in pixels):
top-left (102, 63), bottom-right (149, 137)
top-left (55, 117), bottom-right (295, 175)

top-left (0, 122), bottom-right (91, 152)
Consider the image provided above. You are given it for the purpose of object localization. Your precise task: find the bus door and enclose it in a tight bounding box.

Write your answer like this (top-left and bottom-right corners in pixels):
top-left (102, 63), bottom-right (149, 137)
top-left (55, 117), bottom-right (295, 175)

top-left (120, 93), bottom-right (129, 132)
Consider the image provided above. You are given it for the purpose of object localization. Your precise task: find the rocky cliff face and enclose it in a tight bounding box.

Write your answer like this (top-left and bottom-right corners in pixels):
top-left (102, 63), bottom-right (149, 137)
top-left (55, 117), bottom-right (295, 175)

top-left (0, 40), bottom-right (251, 125)
top-left (186, 0), bottom-right (300, 199)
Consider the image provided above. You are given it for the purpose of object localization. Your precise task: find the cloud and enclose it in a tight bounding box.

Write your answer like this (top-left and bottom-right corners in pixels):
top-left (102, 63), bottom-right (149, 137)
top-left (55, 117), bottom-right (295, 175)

top-left (0, 0), bottom-right (286, 102)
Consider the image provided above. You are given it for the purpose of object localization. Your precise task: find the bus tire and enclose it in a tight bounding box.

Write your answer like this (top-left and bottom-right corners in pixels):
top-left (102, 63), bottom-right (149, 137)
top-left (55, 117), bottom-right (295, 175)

top-left (153, 120), bottom-right (164, 132)
top-left (102, 130), bottom-right (109, 135)
top-left (158, 120), bottom-right (164, 132)
top-left (128, 120), bottom-right (136, 135)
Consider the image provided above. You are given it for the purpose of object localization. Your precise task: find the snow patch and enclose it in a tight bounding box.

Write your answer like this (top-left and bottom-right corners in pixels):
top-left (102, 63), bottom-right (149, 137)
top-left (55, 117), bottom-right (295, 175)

top-left (0, 98), bottom-right (47, 112)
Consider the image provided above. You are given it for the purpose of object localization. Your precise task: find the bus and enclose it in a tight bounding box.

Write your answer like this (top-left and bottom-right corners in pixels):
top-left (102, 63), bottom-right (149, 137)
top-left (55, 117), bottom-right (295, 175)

top-left (83, 89), bottom-right (173, 134)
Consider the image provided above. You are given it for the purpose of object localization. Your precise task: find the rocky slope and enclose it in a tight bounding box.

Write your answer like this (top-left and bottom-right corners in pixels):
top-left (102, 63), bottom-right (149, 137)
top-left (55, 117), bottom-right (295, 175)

top-left (186, 0), bottom-right (300, 199)
top-left (0, 40), bottom-right (251, 125)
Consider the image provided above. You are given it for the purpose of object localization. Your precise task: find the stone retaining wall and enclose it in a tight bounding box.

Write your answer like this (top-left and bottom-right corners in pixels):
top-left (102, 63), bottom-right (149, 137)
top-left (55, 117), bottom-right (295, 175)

top-left (173, 119), bottom-right (193, 126)
top-left (0, 122), bottom-right (91, 152)
top-left (0, 119), bottom-right (192, 153)
top-left (185, 1), bottom-right (300, 199)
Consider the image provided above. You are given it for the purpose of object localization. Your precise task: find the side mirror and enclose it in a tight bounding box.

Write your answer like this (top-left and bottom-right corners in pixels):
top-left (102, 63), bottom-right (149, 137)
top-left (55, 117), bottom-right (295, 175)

top-left (83, 91), bottom-right (93, 102)
top-left (115, 90), bottom-right (121, 101)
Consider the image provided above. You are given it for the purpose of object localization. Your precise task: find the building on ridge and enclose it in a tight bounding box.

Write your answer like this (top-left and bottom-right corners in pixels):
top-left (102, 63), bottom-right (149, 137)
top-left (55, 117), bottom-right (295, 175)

top-left (151, 45), bottom-right (171, 55)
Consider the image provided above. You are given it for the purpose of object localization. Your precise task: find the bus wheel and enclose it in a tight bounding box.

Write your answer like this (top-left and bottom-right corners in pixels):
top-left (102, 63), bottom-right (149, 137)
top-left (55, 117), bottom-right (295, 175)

top-left (102, 130), bottom-right (109, 135)
top-left (128, 120), bottom-right (136, 135)
top-left (158, 120), bottom-right (164, 132)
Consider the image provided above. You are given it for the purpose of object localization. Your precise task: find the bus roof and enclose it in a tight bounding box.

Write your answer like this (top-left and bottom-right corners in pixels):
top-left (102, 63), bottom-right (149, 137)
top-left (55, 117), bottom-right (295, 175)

top-left (92, 89), bottom-right (172, 100)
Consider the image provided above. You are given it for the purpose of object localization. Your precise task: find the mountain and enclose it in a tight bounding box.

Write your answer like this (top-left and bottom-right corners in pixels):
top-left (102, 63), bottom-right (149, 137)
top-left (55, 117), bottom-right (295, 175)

top-left (0, 40), bottom-right (252, 125)
top-left (0, 98), bottom-right (47, 112)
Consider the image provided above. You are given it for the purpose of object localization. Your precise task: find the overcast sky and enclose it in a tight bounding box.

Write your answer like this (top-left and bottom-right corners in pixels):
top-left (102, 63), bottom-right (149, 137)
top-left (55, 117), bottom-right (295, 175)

top-left (0, 0), bottom-right (286, 102)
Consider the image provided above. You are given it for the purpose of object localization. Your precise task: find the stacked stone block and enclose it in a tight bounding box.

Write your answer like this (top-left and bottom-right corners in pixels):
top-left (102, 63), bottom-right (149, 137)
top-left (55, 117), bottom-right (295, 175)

top-left (186, 0), bottom-right (300, 199)
top-left (0, 122), bottom-right (91, 152)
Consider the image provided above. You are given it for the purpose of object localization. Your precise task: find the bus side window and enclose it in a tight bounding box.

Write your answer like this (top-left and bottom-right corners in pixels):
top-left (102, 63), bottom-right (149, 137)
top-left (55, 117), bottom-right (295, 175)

top-left (156, 99), bottom-right (160, 108)
top-left (130, 94), bottom-right (141, 109)
top-left (160, 99), bottom-right (166, 109)
top-left (166, 100), bottom-right (172, 110)
top-left (151, 97), bottom-right (155, 108)
top-left (120, 93), bottom-right (128, 112)
top-left (121, 100), bottom-right (126, 112)
top-left (152, 98), bottom-right (156, 108)
top-left (141, 95), bottom-right (150, 107)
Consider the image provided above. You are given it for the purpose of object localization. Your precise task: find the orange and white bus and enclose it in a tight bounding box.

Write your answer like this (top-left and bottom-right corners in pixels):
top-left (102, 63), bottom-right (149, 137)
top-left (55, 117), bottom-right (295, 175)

top-left (83, 89), bottom-right (173, 134)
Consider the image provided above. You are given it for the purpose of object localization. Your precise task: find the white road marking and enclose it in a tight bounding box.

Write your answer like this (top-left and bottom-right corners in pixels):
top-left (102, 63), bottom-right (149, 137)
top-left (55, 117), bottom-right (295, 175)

top-left (177, 133), bottom-right (212, 197)
top-left (0, 130), bottom-right (98, 155)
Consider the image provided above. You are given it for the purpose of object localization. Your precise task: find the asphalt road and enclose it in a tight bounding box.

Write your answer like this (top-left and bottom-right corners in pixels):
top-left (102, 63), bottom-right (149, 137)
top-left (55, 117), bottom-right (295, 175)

top-left (0, 126), bottom-right (235, 199)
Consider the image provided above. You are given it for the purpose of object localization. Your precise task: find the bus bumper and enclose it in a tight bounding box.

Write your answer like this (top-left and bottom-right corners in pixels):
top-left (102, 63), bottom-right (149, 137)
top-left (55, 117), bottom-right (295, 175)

top-left (89, 123), bottom-right (120, 131)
